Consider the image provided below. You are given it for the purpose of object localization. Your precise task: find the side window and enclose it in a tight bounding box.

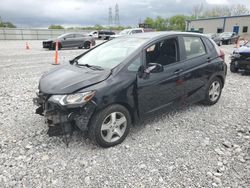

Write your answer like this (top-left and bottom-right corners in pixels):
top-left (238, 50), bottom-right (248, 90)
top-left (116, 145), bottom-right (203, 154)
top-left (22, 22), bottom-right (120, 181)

top-left (65, 34), bottom-right (74, 39)
top-left (145, 38), bottom-right (178, 66)
top-left (203, 37), bottom-right (215, 52)
top-left (75, 34), bottom-right (83, 38)
top-left (127, 55), bottom-right (142, 72)
top-left (135, 30), bottom-right (143, 33)
top-left (183, 37), bottom-right (206, 59)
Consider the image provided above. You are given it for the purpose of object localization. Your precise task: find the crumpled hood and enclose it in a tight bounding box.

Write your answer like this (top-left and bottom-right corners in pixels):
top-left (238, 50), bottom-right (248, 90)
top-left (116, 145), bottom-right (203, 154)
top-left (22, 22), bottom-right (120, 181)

top-left (234, 46), bottom-right (250, 54)
top-left (39, 65), bottom-right (111, 94)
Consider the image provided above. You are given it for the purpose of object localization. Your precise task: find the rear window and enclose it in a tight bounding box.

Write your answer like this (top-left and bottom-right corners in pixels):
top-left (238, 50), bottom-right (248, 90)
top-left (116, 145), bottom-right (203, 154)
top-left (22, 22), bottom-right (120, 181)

top-left (183, 37), bottom-right (206, 59)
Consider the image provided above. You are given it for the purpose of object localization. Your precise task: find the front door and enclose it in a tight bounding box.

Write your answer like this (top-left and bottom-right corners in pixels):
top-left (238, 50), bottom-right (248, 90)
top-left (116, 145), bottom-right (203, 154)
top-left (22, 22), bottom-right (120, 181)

top-left (61, 34), bottom-right (75, 47)
top-left (137, 37), bottom-right (186, 115)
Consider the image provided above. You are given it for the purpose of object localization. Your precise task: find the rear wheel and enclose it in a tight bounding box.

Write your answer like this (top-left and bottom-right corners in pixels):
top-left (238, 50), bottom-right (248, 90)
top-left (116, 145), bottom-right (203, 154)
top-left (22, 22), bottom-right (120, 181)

top-left (230, 62), bottom-right (238, 73)
top-left (202, 77), bottom-right (222, 105)
top-left (84, 41), bottom-right (91, 49)
top-left (88, 104), bottom-right (131, 147)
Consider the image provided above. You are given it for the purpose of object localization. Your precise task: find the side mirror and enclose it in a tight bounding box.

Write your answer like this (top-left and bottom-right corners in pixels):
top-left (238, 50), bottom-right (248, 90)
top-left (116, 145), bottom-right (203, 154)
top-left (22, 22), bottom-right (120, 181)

top-left (145, 63), bottom-right (164, 73)
top-left (138, 63), bottom-right (163, 79)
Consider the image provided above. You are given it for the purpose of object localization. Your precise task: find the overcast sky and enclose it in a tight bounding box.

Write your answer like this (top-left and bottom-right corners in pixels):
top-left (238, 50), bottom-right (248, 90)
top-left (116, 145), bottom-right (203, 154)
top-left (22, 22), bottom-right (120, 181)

top-left (0, 0), bottom-right (250, 28)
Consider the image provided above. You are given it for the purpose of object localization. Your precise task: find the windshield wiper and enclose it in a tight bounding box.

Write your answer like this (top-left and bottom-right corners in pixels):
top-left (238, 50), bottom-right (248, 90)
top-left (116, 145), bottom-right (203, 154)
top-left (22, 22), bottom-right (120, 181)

top-left (76, 63), bottom-right (104, 70)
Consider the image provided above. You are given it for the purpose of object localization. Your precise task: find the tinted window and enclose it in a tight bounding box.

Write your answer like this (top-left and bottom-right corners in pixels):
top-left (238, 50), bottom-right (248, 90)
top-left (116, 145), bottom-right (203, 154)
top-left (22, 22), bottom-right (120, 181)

top-left (243, 26), bottom-right (248, 33)
top-left (132, 30), bottom-right (143, 34)
top-left (183, 37), bottom-right (206, 59)
top-left (65, 34), bottom-right (74, 38)
top-left (74, 34), bottom-right (83, 38)
top-left (146, 38), bottom-right (178, 66)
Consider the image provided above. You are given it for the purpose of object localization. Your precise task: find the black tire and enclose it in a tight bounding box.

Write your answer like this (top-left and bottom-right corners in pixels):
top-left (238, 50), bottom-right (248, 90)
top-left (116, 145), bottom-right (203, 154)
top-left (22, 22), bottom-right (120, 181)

top-left (230, 62), bottom-right (238, 73)
top-left (201, 77), bottom-right (222, 106)
top-left (88, 104), bottom-right (131, 148)
top-left (84, 41), bottom-right (91, 49)
top-left (49, 44), bottom-right (55, 50)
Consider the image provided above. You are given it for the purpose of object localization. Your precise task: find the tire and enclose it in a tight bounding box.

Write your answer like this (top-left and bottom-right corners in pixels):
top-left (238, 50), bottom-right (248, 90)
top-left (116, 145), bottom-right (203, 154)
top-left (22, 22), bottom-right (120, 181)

top-left (84, 41), bottom-right (91, 49)
top-left (202, 77), bottom-right (222, 105)
top-left (230, 62), bottom-right (238, 73)
top-left (88, 104), bottom-right (131, 148)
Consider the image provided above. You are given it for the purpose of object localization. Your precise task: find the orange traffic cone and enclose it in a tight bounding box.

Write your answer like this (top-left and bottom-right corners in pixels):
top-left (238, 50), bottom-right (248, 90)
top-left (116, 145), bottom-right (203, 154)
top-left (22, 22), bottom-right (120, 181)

top-left (52, 41), bottom-right (60, 65)
top-left (25, 42), bottom-right (30, 50)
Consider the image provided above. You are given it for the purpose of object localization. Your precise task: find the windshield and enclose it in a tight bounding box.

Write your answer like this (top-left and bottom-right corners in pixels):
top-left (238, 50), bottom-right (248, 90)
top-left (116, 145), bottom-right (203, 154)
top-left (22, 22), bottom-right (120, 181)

top-left (77, 37), bottom-right (147, 69)
top-left (220, 32), bottom-right (232, 37)
top-left (119, 29), bottom-right (131, 35)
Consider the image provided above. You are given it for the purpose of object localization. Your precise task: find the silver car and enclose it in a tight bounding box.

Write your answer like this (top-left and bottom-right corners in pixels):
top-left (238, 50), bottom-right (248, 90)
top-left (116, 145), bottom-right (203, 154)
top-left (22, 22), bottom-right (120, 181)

top-left (43, 33), bottom-right (96, 50)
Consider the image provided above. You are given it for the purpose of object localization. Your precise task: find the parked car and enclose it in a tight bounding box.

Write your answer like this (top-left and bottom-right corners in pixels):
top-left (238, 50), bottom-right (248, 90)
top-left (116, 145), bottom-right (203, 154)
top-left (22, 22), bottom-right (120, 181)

top-left (43, 33), bottom-right (95, 50)
top-left (88, 31), bottom-right (98, 39)
top-left (219, 32), bottom-right (239, 45)
top-left (98, 30), bottom-right (115, 40)
top-left (110, 28), bottom-right (144, 39)
top-left (204, 33), bottom-right (222, 46)
top-left (230, 41), bottom-right (250, 73)
top-left (34, 32), bottom-right (227, 147)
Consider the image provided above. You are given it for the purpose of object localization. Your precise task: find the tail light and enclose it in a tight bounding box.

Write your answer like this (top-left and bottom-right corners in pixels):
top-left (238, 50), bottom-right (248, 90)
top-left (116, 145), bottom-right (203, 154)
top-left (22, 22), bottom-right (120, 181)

top-left (219, 49), bottom-right (225, 61)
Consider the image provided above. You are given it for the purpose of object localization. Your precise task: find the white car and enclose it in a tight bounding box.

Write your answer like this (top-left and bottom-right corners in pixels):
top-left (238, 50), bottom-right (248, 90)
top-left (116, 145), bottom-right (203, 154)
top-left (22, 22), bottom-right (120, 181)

top-left (88, 31), bottom-right (98, 39)
top-left (110, 28), bottom-right (144, 39)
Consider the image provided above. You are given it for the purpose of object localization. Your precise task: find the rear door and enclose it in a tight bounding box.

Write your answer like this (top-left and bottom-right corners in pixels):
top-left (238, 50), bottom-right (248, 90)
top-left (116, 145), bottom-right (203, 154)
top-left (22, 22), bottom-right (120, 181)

top-left (61, 34), bottom-right (75, 47)
top-left (179, 35), bottom-right (213, 104)
top-left (74, 34), bottom-right (85, 46)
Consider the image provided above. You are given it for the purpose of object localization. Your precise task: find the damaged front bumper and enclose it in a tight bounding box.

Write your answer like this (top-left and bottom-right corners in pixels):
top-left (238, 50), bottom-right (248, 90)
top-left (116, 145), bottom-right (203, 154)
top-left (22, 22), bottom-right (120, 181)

top-left (230, 54), bottom-right (250, 70)
top-left (33, 93), bottom-right (96, 137)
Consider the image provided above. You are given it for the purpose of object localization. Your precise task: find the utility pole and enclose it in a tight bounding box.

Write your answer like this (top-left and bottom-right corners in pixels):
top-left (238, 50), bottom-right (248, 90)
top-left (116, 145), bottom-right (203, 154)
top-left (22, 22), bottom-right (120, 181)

top-left (114, 3), bottom-right (120, 26)
top-left (108, 7), bottom-right (113, 27)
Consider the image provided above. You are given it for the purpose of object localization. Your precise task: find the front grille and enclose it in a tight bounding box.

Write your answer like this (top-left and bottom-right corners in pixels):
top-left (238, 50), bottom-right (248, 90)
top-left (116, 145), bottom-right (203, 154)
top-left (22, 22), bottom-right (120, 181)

top-left (43, 41), bottom-right (52, 48)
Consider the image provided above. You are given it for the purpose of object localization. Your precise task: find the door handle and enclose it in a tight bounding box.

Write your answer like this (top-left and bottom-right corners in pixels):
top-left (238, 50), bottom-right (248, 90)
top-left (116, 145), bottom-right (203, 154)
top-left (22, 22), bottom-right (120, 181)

top-left (174, 69), bottom-right (183, 74)
top-left (207, 57), bottom-right (211, 62)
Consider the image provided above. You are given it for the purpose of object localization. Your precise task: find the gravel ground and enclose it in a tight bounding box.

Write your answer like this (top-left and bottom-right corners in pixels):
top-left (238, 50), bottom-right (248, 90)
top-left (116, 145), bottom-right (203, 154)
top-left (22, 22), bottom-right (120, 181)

top-left (0, 40), bottom-right (249, 187)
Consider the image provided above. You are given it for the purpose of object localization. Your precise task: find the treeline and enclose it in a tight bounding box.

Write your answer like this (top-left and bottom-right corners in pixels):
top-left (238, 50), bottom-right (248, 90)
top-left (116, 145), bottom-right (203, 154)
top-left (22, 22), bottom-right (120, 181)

top-left (143, 4), bottom-right (249, 31)
top-left (0, 17), bottom-right (16, 28)
top-left (192, 3), bottom-right (249, 19)
top-left (143, 15), bottom-right (187, 31)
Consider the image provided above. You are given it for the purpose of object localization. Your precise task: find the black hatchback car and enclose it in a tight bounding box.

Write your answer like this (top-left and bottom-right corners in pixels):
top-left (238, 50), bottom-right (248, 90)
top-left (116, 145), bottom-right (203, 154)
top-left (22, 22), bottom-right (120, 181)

top-left (34, 32), bottom-right (227, 147)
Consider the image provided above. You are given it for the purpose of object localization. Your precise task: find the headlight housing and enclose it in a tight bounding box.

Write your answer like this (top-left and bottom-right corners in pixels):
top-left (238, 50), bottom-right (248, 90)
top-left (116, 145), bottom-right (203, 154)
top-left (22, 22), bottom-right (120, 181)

top-left (49, 91), bottom-right (95, 107)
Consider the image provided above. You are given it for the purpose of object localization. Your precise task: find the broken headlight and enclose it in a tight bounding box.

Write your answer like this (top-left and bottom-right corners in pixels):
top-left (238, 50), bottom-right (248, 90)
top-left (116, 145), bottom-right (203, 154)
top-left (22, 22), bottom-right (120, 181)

top-left (49, 91), bottom-right (95, 106)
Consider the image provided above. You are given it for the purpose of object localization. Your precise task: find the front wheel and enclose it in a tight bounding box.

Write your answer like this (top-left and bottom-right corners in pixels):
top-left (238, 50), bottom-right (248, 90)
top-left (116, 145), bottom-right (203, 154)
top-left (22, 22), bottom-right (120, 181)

top-left (84, 41), bottom-right (91, 49)
top-left (88, 104), bottom-right (131, 147)
top-left (202, 77), bottom-right (222, 105)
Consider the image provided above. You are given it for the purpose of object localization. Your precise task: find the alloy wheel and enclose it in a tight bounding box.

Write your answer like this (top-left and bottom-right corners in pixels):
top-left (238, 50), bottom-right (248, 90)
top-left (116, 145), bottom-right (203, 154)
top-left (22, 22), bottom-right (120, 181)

top-left (101, 112), bottom-right (127, 143)
top-left (208, 81), bottom-right (221, 102)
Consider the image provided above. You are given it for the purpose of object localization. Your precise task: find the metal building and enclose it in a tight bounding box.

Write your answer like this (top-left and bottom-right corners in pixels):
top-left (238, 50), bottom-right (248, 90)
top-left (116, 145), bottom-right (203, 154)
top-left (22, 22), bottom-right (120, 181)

top-left (186, 15), bottom-right (250, 38)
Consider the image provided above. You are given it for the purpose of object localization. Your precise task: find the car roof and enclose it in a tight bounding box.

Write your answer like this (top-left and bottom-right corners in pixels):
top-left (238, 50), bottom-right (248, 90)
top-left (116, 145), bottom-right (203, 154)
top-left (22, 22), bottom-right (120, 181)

top-left (121, 31), bottom-right (205, 41)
